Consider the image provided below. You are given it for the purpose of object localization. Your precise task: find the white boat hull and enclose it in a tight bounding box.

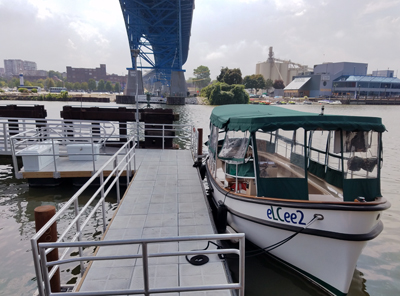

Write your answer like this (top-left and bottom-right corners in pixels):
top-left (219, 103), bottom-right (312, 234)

top-left (207, 168), bottom-right (386, 295)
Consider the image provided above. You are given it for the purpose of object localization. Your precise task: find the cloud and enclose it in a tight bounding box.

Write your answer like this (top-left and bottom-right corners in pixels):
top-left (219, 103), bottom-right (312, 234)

top-left (361, 0), bottom-right (400, 15)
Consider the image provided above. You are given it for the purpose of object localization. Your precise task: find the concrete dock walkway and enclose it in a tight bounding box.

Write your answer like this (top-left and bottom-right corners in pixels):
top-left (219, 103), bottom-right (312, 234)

top-left (77, 149), bottom-right (232, 295)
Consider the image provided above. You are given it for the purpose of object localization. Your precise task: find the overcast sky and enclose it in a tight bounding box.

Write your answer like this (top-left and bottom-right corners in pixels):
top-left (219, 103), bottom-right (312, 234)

top-left (1, 0), bottom-right (399, 80)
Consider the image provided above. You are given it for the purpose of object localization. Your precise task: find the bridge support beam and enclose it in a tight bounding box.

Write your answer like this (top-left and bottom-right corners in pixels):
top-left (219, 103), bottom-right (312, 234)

top-left (125, 70), bottom-right (144, 97)
top-left (170, 71), bottom-right (187, 97)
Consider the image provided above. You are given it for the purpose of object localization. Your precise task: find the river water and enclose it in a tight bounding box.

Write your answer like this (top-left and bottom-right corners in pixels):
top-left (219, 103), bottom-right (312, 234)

top-left (0, 101), bottom-right (399, 295)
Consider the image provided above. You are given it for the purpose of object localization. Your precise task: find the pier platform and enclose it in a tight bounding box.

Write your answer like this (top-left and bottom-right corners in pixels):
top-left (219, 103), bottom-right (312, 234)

top-left (76, 149), bottom-right (232, 295)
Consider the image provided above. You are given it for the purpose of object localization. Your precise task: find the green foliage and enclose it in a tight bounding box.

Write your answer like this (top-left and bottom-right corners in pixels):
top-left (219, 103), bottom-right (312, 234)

top-left (46, 78), bottom-right (56, 89)
top-left (0, 81), bottom-right (6, 88)
top-left (97, 79), bottom-right (105, 91)
top-left (88, 79), bottom-right (96, 91)
top-left (273, 79), bottom-right (285, 89)
top-left (18, 88), bottom-right (29, 93)
top-left (265, 78), bottom-right (273, 90)
top-left (105, 81), bottom-right (113, 92)
top-left (56, 80), bottom-right (64, 87)
top-left (114, 82), bottom-right (121, 93)
top-left (65, 82), bottom-right (73, 90)
top-left (203, 82), bottom-right (249, 105)
top-left (193, 65), bottom-right (211, 89)
top-left (217, 67), bottom-right (243, 85)
top-left (0, 88), bottom-right (4, 92)
top-left (48, 70), bottom-right (63, 80)
top-left (81, 82), bottom-right (88, 91)
top-left (73, 82), bottom-right (81, 90)
top-left (243, 74), bottom-right (266, 92)
top-left (59, 91), bottom-right (69, 100)
top-left (31, 88), bottom-right (38, 93)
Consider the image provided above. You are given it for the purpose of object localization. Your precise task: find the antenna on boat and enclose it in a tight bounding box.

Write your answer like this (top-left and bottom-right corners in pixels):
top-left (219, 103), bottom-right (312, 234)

top-left (319, 105), bottom-right (324, 116)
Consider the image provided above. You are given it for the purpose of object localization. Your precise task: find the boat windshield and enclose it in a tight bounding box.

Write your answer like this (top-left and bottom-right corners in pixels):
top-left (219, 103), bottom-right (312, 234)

top-left (218, 131), bottom-right (250, 164)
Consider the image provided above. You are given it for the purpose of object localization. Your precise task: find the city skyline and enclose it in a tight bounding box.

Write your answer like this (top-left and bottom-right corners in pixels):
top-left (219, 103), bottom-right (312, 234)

top-left (0, 0), bottom-right (399, 80)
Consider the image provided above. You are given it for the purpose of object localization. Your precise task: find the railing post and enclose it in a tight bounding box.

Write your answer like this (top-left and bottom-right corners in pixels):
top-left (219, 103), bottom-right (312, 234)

top-left (34, 205), bottom-right (61, 293)
top-left (114, 157), bottom-right (121, 203)
top-left (73, 199), bottom-right (84, 276)
top-left (142, 242), bottom-right (150, 296)
top-left (100, 171), bottom-right (107, 232)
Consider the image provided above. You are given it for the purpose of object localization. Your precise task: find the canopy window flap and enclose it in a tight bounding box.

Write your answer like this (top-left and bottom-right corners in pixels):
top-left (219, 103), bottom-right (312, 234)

top-left (208, 125), bottom-right (219, 157)
top-left (218, 131), bottom-right (250, 164)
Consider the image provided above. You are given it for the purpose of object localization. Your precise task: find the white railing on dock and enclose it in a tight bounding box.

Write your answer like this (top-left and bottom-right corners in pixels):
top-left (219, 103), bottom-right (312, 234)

top-left (31, 136), bottom-right (137, 296)
top-left (37, 233), bottom-right (245, 296)
top-left (0, 117), bottom-right (118, 155)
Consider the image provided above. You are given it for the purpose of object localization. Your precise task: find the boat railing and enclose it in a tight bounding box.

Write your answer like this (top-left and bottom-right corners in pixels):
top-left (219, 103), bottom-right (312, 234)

top-left (37, 233), bottom-right (245, 296)
top-left (30, 136), bottom-right (137, 296)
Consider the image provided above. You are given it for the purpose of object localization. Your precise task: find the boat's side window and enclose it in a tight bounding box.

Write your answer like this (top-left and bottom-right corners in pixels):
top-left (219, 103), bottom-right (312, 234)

top-left (342, 131), bottom-right (380, 179)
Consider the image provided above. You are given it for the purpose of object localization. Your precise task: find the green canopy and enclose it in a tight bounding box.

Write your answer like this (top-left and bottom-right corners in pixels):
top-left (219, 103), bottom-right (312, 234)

top-left (210, 105), bottom-right (386, 132)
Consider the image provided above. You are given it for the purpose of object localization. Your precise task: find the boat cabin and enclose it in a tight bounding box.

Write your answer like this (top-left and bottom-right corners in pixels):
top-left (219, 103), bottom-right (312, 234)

top-left (207, 105), bottom-right (385, 202)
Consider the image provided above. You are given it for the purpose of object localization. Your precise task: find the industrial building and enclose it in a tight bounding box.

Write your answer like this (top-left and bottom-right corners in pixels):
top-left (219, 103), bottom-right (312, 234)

top-left (66, 64), bottom-right (127, 87)
top-left (256, 47), bottom-right (311, 86)
top-left (284, 62), bottom-right (400, 98)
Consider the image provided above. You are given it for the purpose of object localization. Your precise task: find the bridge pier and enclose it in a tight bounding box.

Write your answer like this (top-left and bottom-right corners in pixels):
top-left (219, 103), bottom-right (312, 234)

top-left (170, 71), bottom-right (187, 97)
top-left (125, 70), bottom-right (144, 96)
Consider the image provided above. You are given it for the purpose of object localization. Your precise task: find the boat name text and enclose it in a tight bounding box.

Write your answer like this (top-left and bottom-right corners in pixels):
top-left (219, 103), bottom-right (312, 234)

top-left (266, 206), bottom-right (306, 225)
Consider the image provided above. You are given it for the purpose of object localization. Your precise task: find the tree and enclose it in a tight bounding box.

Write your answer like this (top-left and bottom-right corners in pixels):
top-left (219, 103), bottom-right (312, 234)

top-left (201, 82), bottom-right (249, 105)
top-left (97, 79), bottom-right (105, 91)
top-left (88, 79), bottom-right (96, 91)
top-left (46, 78), bottom-right (55, 89)
top-left (243, 75), bottom-right (257, 92)
top-left (217, 67), bottom-right (243, 85)
top-left (105, 81), bottom-right (113, 92)
top-left (73, 82), bottom-right (81, 90)
top-left (265, 78), bottom-right (273, 90)
top-left (193, 65), bottom-right (211, 89)
top-left (273, 79), bottom-right (285, 89)
top-left (65, 82), bottom-right (73, 90)
top-left (81, 82), bottom-right (88, 91)
top-left (56, 80), bottom-right (64, 87)
top-left (114, 82), bottom-right (121, 93)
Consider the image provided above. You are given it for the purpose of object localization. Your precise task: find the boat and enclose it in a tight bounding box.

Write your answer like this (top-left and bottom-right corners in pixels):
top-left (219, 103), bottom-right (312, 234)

top-left (205, 104), bottom-right (390, 295)
top-left (318, 99), bottom-right (342, 105)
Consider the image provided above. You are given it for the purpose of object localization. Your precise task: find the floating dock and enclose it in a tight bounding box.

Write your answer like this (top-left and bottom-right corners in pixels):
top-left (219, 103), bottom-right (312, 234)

top-left (75, 149), bottom-right (235, 294)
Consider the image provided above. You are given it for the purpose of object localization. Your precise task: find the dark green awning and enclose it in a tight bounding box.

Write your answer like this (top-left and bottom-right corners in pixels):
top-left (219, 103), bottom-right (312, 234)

top-left (210, 105), bottom-right (386, 132)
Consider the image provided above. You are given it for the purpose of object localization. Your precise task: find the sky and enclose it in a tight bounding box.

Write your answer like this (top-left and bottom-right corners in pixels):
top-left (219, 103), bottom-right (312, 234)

top-left (0, 0), bottom-right (400, 80)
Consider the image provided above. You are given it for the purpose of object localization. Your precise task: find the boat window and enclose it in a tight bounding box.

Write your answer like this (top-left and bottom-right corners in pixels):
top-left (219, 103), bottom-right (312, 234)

top-left (218, 131), bottom-right (250, 164)
top-left (256, 129), bottom-right (305, 179)
top-left (208, 124), bottom-right (219, 158)
top-left (309, 130), bottom-right (329, 165)
top-left (343, 131), bottom-right (379, 179)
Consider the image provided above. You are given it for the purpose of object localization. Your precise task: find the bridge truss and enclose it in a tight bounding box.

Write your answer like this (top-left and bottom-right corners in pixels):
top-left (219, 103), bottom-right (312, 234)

top-left (119, 0), bottom-right (194, 90)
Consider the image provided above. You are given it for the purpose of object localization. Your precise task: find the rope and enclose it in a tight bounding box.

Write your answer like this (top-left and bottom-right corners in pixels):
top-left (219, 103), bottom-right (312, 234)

top-left (188, 214), bottom-right (324, 264)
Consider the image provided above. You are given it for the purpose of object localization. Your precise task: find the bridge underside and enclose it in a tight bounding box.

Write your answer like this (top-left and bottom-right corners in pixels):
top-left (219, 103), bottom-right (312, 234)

top-left (119, 0), bottom-right (194, 96)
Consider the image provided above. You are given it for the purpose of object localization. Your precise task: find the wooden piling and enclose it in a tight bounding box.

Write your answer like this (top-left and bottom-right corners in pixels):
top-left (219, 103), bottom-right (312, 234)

top-left (197, 128), bottom-right (203, 161)
top-left (34, 205), bottom-right (61, 293)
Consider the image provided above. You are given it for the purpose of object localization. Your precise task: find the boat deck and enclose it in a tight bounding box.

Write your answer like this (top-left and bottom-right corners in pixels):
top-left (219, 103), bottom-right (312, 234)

top-left (76, 149), bottom-right (231, 295)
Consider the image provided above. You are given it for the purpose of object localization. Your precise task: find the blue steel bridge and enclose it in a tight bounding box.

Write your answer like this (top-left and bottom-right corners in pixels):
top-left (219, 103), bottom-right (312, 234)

top-left (119, 0), bottom-right (195, 95)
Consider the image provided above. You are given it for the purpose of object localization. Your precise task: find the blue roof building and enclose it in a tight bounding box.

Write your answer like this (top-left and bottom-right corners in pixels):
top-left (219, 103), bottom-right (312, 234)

top-left (284, 62), bottom-right (400, 98)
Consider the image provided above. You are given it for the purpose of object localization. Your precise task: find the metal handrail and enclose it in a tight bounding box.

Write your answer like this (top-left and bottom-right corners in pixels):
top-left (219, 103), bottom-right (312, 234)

top-left (31, 136), bottom-right (137, 296)
top-left (38, 233), bottom-right (245, 296)
top-left (0, 117), bottom-right (118, 155)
